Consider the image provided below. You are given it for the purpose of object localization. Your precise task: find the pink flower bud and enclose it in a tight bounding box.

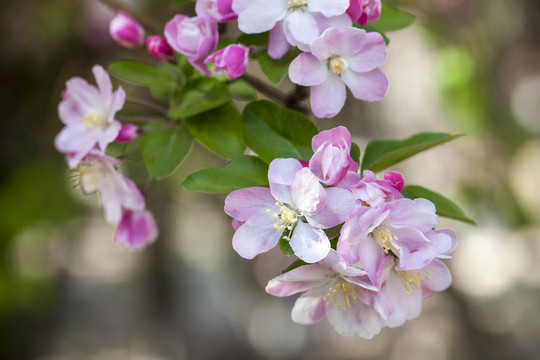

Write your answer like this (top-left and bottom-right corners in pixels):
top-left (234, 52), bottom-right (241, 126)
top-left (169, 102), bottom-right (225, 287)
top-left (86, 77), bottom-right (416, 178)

top-left (196, 0), bottom-right (237, 22)
top-left (164, 15), bottom-right (219, 76)
top-left (347, 0), bottom-right (382, 26)
top-left (109, 11), bottom-right (145, 47)
top-left (115, 209), bottom-right (158, 251)
top-left (145, 35), bottom-right (174, 61)
top-left (383, 171), bottom-right (405, 192)
top-left (204, 44), bottom-right (250, 80)
top-left (116, 124), bottom-right (140, 143)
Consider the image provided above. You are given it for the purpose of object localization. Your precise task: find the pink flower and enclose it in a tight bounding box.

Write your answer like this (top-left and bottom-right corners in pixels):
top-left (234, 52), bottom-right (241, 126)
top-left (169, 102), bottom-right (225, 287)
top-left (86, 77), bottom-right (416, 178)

top-left (337, 198), bottom-right (441, 282)
top-left (205, 44), bottom-right (250, 80)
top-left (145, 35), bottom-right (174, 61)
top-left (164, 15), bottom-right (219, 76)
top-left (196, 0), bottom-right (237, 22)
top-left (115, 209), bottom-right (158, 250)
top-left (309, 126), bottom-right (358, 186)
top-left (224, 158), bottom-right (355, 263)
top-left (116, 124), bottom-right (139, 143)
top-left (109, 11), bottom-right (145, 47)
top-left (73, 152), bottom-right (145, 225)
top-left (289, 27), bottom-right (388, 118)
top-left (347, 0), bottom-right (381, 26)
top-left (55, 65), bottom-right (125, 168)
top-left (372, 256), bottom-right (452, 327)
top-left (266, 250), bottom-right (383, 338)
top-left (233, 0), bottom-right (351, 58)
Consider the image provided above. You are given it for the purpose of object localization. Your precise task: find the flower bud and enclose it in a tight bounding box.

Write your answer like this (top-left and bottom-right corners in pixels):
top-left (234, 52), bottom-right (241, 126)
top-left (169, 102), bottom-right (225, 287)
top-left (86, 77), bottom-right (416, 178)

top-left (116, 124), bottom-right (140, 143)
top-left (109, 11), bottom-right (145, 47)
top-left (145, 35), bottom-right (174, 61)
top-left (195, 0), bottom-right (237, 22)
top-left (205, 44), bottom-right (250, 80)
top-left (164, 15), bottom-right (218, 76)
top-left (347, 0), bottom-right (381, 26)
top-left (383, 171), bottom-right (405, 192)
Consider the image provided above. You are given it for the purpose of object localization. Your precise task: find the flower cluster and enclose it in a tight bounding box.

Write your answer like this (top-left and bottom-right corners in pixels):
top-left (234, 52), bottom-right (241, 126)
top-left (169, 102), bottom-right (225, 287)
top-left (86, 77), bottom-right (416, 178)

top-left (55, 65), bottom-right (158, 250)
top-left (224, 127), bottom-right (457, 337)
top-left (109, 0), bottom-right (387, 118)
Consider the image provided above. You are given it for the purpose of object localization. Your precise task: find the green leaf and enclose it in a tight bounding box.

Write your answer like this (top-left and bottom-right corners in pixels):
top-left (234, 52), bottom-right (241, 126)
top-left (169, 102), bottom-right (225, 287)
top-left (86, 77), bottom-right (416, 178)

top-left (185, 104), bottom-right (246, 159)
top-left (237, 32), bottom-right (269, 46)
top-left (281, 259), bottom-right (308, 273)
top-left (108, 60), bottom-right (178, 88)
top-left (141, 125), bottom-right (193, 180)
top-left (324, 224), bottom-right (343, 242)
top-left (371, 4), bottom-right (415, 32)
top-left (169, 77), bottom-right (231, 119)
top-left (228, 79), bottom-right (257, 100)
top-left (242, 100), bottom-right (318, 163)
top-left (402, 185), bottom-right (476, 225)
top-left (182, 156), bottom-right (269, 194)
top-left (350, 142), bottom-right (361, 165)
top-left (361, 132), bottom-right (463, 173)
top-left (279, 235), bottom-right (295, 256)
top-left (258, 48), bottom-right (299, 84)
top-left (150, 63), bottom-right (182, 102)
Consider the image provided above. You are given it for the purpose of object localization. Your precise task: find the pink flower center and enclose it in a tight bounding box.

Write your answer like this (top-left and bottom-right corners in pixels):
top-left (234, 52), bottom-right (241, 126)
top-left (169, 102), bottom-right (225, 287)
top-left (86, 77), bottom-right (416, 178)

top-left (323, 278), bottom-right (359, 311)
top-left (329, 56), bottom-right (347, 75)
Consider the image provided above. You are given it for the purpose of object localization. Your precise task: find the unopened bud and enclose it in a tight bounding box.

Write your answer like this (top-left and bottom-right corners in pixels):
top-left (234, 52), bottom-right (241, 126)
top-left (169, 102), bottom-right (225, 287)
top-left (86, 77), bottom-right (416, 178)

top-left (116, 124), bottom-right (140, 143)
top-left (109, 11), bottom-right (145, 47)
top-left (145, 35), bottom-right (174, 61)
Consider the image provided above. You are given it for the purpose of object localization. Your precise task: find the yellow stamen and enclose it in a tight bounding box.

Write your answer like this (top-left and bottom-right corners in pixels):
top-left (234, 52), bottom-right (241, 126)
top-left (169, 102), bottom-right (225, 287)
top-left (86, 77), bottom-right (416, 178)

top-left (287, 0), bottom-right (307, 9)
top-left (323, 278), bottom-right (359, 311)
top-left (372, 227), bottom-right (398, 254)
top-left (82, 112), bottom-right (106, 129)
top-left (329, 56), bottom-right (347, 75)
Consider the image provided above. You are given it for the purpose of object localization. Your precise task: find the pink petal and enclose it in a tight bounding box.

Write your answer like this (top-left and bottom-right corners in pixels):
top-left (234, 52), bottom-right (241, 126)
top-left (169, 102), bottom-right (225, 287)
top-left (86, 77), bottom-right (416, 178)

top-left (284, 10), bottom-right (319, 47)
top-left (92, 65), bottom-right (112, 103)
top-left (291, 288), bottom-right (328, 324)
top-left (310, 74), bottom-right (346, 118)
top-left (307, 0), bottom-right (349, 17)
top-left (266, 263), bottom-right (331, 297)
top-left (232, 214), bottom-right (280, 259)
top-left (237, 0), bottom-right (287, 33)
top-left (224, 187), bottom-right (275, 221)
top-left (341, 68), bottom-right (388, 102)
top-left (291, 168), bottom-right (327, 215)
top-left (289, 53), bottom-right (328, 87)
top-left (341, 29), bottom-right (387, 72)
top-left (289, 221), bottom-right (330, 263)
top-left (268, 21), bottom-right (290, 59)
top-left (307, 187), bottom-right (355, 228)
top-left (268, 158), bottom-right (302, 205)
top-left (114, 209), bottom-right (158, 251)
top-left (421, 259), bottom-right (452, 292)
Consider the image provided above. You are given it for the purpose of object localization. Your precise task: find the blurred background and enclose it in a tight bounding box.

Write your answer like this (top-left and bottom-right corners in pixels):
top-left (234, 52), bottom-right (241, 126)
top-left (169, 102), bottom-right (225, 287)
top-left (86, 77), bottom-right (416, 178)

top-left (1, 0), bottom-right (540, 359)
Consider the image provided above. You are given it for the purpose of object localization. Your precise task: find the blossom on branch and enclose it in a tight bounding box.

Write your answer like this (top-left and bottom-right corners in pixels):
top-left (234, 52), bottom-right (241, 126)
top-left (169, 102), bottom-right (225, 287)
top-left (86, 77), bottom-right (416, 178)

top-left (289, 27), bottom-right (388, 118)
top-left (109, 11), bottom-right (145, 47)
top-left (205, 44), bottom-right (251, 80)
top-left (55, 65), bottom-right (124, 168)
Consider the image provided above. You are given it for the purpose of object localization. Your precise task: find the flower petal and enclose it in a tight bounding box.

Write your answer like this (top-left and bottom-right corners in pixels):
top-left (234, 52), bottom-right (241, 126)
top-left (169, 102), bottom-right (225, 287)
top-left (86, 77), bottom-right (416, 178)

top-left (224, 187), bottom-right (275, 221)
top-left (268, 158), bottom-right (302, 205)
top-left (341, 68), bottom-right (388, 102)
top-left (290, 221), bottom-right (330, 263)
top-left (289, 53), bottom-right (328, 87)
top-left (310, 74), bottom-right (346, 118)
top-left (237, 0), bottom-right (287, 34)
top-left (268, 21), bottom-right (290, 59)
top-left (266, 263), bottom-right (331, 297)
top-left (307, 187), bottom-right (355, 228)
top-left (291, 287), bottom-right (328, 324)
top-left (232, 214), bottom-right (279, 259)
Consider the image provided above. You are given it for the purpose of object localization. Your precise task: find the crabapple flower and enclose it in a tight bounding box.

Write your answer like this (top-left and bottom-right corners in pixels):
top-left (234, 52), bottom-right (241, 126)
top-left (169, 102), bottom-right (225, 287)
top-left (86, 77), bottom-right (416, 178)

top-left (224, 158), bottom-right (355, 263)
top-left (233, 0), bottom-right (351, 56)
top-left (116, 124), bottom-right (139, 143)
top-left (115, 209), bottom-right (158, 250)
top-left (164, 15), bottom-right (219, 76)
top-left (309, 126), bottom-right (358, 186)
top-left (109, 11), bottom-right (145, 47)
top-left (372, 256), bottom-right (452, 327)
top-left (347, 0), bottom-right (381, 26)
top-left (204, 44), bottom-right (250, 80)
top-left (196, 0), bottom-right (237, 22)
top-left (55, 65), bottom-right (124, 168)
top-left (145, 35), bottom-right (174, 60)
top-left (338, 198), bottom-right (441, 282)
top-left (289, 27), bottom-right (388, 118)
top-left (73, 152), bottom-right (145, 225)
top-left (266, 250), bottom-right (384, 338)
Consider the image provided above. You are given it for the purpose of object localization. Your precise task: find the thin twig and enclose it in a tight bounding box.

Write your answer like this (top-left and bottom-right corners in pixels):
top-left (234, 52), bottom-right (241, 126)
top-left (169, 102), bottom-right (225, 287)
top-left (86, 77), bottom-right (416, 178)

top-left (117, 115), bottom-right (167, 123)
top-left (126, 97), bottom-right (168, 114)
top-left (242, 73), bottom-right (288, 105)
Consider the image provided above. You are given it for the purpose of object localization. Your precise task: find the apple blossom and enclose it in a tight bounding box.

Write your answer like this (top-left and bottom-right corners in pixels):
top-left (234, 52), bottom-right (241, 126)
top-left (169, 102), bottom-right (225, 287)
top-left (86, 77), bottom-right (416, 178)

top-left (205, 44), bottom-right (250, 80)
top-left (347, 0), bottom-right (381, 26)
top-left (289, 27), bottom-right (388, 118)
top-left (115, 209), bottom-right (159, 251)
top-left (145, 35), bottom-right (174, 60)
top-left (224, 158), bottom-right (355, 263)
top-left (196, 0), bottom-right (237, 22)
top-left (55, 65), bottom-right (124, 168)
top-left (164, 15), bottom-right (219, 76)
